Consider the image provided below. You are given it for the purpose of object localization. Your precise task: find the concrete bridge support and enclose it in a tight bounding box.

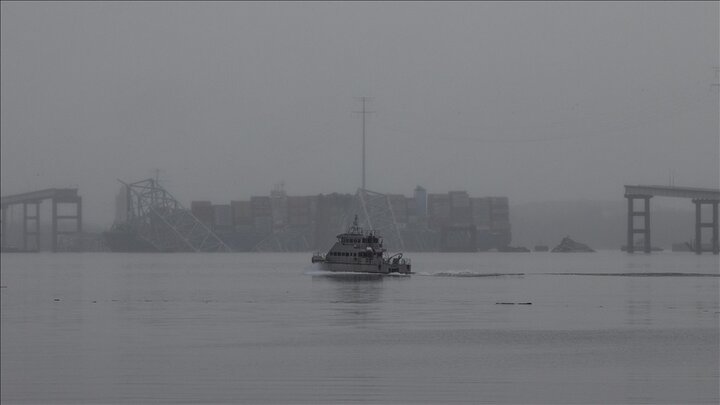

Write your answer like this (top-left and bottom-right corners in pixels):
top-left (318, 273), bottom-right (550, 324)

top-left (51, 196), bottom-right (82, 252)
top-left (1, 206), bottom-right (6, 250)
top-left (693, 199), bottom-right (719, 255)
top-left (624, 185), bottom-right (720, 255)
top-left (1, 189), bottom-right (82, 252)
top-left (626, 194), bottom-right (652, 253)
top-left (23, 201), bottom-right (41, 251)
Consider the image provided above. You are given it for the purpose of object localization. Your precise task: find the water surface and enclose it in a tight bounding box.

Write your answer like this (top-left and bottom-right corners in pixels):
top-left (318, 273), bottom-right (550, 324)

top-left (2, 251), bottom-right (718, 404)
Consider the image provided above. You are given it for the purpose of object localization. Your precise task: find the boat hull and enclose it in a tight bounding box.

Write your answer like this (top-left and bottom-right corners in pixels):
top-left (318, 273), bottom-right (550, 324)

top-left (315, 260), bottom-right (411, 275)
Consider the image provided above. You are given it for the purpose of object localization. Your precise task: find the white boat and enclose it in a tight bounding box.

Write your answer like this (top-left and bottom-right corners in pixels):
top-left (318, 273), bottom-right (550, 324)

top-left (311, 215), bottom-right (411, 274)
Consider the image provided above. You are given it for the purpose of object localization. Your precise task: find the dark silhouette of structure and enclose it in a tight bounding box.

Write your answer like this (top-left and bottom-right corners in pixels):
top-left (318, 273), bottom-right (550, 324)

top-left (1, 188), bottom-right (82, 252)
top-left (624, 185), bottom-right (719, 254)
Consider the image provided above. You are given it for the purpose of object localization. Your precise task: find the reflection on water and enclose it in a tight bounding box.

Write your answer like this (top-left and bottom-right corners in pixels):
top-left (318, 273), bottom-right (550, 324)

top-left (1, 252), bottom-right (718, 404)
top-left (626, 299), bottom-right (653, 326)
top-left (324, 276), bottom-right (383, 304)
top-left (313, 273), bottom-right (385, 326)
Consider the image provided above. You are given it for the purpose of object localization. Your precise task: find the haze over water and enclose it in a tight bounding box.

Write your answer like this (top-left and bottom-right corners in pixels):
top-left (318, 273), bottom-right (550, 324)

top-left (2, 251), bottom-right (718, 404)
top-left (2, 2), bottom-right (718, 226)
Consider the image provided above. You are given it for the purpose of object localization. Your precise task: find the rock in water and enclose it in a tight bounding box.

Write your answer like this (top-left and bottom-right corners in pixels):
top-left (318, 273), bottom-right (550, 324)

top-left (551, 236), bottom-right (595, 252)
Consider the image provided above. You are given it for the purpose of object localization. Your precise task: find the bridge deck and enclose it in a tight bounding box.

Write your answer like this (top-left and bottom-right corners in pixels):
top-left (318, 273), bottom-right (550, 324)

top-left (1, 189), bottom-right (79, 207)
top-left (624, 185), bottom-right (720, 200)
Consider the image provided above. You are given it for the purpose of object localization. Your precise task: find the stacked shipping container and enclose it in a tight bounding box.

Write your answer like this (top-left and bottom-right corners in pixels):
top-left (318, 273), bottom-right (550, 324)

top-left (189, 188), bottom-right (511, 251)
top-left (190, 201), bottom-right (213, 227)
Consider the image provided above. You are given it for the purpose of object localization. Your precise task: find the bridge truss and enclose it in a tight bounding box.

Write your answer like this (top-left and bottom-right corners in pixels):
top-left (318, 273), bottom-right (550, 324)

top-left (353, 188), bottom-right (406, 252)
top-left (117, 178), bottom-right (231, 252)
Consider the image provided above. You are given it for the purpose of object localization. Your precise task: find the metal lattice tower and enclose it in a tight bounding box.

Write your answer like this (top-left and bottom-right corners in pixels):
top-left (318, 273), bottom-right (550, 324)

top-left (118, 178), bottom-right (231, 252)
top-left (353, 188), bottom-right (405, 251)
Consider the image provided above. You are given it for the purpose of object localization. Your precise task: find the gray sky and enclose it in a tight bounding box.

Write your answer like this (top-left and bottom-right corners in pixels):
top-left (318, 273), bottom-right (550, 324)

top-left (2, 2), bottom-right (718, 226)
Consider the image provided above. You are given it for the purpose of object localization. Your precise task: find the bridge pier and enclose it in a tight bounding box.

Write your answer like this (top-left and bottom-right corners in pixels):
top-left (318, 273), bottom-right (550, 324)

top-left (625, 185), bottom-right (719, 255)
top-left (715, 202), bottom-right (719, 255)
top-left (626, 194), bottom-right (652, 253)
top-left (23, 201), bottom-right (41, 251)
top-left (1, 206), bottom-right (6, 250)
top-left (51, 196), bottom-right (82, 252)
top-left (693, 199), bottom-right (719, 255)
top-left (1, 189), bottom-right (82, 252)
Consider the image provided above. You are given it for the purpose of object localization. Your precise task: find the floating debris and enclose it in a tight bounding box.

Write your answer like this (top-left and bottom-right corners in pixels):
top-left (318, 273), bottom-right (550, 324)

top-left (552, 236), bottom-right (595, 252)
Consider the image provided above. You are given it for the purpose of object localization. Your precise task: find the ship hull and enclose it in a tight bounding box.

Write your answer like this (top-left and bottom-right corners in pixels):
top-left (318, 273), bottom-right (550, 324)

top-left (315, 260), bottom-right (411, 275)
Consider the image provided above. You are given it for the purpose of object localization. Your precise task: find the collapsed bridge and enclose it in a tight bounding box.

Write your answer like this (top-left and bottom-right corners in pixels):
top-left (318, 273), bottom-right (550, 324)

top-left (106, 178), bottom-right (231, 252)
top-left (624, 185), bottom-right (720, 254)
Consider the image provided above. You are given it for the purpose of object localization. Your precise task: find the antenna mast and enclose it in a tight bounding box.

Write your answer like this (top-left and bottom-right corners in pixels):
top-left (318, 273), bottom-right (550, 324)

top-left (354, 97), bottom-right (374, 191)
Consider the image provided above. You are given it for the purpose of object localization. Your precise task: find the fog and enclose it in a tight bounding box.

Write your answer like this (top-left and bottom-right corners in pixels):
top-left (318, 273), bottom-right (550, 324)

top-left (2, 2), bottom-right (718, 226)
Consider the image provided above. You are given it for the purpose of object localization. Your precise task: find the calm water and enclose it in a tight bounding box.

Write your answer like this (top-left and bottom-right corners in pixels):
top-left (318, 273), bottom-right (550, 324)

top-left (1, 251), bottom-right (718, 404)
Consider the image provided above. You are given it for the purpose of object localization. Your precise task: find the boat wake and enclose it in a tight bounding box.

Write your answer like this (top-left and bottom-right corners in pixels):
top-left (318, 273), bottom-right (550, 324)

top-left (545, 272), bottom-right (719, 277)
top-left (418, 271), bottom-right (525, 278)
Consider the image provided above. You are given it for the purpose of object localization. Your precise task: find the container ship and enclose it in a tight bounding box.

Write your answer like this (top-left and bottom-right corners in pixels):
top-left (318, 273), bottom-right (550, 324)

top-left (105, 182), bottom-right (512, 253)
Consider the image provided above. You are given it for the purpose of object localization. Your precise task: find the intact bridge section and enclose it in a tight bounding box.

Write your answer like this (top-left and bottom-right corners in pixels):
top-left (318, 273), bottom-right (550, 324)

top-left (624, 185), bottom-right (719, 254)
top-left (1, 188), bottom-right (82, 252)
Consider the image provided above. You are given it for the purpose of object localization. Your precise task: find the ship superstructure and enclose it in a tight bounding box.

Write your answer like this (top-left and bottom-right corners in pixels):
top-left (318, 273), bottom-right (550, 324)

top-left (311, 215), bottom-right (411, 274)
